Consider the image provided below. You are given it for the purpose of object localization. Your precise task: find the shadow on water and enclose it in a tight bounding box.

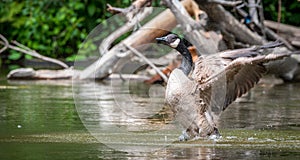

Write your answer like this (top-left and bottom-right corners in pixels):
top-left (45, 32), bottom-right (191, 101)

top-left (0, 78), bottom-right (299, 159)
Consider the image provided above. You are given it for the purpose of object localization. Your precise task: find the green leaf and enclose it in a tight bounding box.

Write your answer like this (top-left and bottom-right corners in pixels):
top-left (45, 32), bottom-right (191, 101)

top-left (12, 17), bottom-right (27, 28)
top-left (8, 64), bottom-right (20, 70)
top-left (73, 2), bottom-right (84, 10)
top-left (8, 52), bottom-right (22, 60)
top-left (66, 54), bottom-right (86, 62)
top-left (53, 27), bottom-right (61, 34)
top-left (70, 17), bottom-right (77, 23)
top-left (88, 4), bottom-right (96, 16)
top-left (42, 24), bottom-right (49, 31)
top-left (25, 55), bottom-right (33, 60)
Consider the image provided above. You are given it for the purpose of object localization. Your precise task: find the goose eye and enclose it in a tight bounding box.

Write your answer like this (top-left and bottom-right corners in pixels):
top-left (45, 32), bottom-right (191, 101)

top-left (171, 37), bottom-right (178, 42)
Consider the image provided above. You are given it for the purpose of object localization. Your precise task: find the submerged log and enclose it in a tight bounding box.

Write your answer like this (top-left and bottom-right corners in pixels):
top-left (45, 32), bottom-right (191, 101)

top-left (7, 68), bottom-right (80, 80)
top-left (7, 68), bottom-right (150, 81)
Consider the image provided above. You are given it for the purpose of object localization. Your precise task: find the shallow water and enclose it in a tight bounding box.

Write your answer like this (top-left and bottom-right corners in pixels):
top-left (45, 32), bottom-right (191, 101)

top-left (0, 78), bottom-right (299, 159)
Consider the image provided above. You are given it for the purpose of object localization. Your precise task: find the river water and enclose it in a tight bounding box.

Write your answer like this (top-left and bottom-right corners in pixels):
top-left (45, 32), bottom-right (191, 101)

top-left (0, 77), bottom-right (299, 159)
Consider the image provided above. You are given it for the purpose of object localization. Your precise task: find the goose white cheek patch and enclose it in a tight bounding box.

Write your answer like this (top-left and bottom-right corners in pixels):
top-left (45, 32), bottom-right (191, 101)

top-left (170, 38), bottom-right (180, 48)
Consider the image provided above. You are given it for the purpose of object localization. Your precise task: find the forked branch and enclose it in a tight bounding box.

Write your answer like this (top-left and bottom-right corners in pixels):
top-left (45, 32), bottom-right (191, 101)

top-left (0, 34), bottom-right (69, 69)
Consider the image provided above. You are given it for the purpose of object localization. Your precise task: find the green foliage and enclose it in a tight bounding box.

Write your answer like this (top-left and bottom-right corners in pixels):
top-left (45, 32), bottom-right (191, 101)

top-left (0, 0), bottom-right (133, 66)
top-left (263, 0), bottom-right (300, 26)
top-left (8, 51), bottom-right (22, 61)
top-left (8, 64), bottom-right (20, 70)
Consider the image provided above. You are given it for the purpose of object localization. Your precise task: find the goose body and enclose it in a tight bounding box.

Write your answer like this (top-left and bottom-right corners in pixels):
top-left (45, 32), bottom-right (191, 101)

top-left (156, 34), bottom-right (290, 140)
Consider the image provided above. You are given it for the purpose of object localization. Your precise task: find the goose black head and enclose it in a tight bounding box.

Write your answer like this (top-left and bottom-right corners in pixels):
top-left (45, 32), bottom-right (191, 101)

top-left (156, 33), bottom-right (193, 76)
top-left (156, 34), bottom-right (182, 49)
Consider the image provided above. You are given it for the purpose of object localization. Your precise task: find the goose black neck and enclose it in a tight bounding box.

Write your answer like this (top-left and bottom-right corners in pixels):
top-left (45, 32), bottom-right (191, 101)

top-left (175, 43), bottom-right (193, 76)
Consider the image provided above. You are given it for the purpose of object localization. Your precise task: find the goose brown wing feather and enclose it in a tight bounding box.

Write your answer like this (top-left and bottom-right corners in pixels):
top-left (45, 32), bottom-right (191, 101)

top-left (198, 52), bottom-right (290, 114)
top-left (219, 41), bottom-right (283, 60)
top-left (224, 64), bottom-right (265, 109)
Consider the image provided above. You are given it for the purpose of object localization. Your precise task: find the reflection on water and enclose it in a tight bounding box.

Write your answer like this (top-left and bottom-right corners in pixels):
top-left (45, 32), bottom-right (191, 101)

top-left (0, 80), bottom-right (82, 135)
top-left (221, 83), bottom-right (300, 130)
top-left (73, 80), bottom-right (180, 152)
top-left (0, 79), bottom-right (299, 159)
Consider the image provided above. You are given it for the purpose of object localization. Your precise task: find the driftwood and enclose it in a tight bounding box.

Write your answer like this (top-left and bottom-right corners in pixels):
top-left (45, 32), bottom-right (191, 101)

top-left (196, 1), bottom-right (265, 45)
top-left (7, 68), bottom-right (78, 80)
top-left (7, 67), bottom-right (149, 81)
top-left (81, 0), bottom-right (300, 83)
top-left (209, 0), bottom-right (242, 6)
top-left (99, 7), bottom-right (153, 55)
top-left (162, 0), bottom-right (219, 55)
top-left (80, 0), bottom-right (199, 80)
top-left (264, 27), bottom-right (295, 50)
top-left (107, 0), bottom-right (151, 17)
top-left (5, 0), bottom-right (300, 83)
top-left (264, 20), bottom-right (300, 48)
top-left (264, 20), bottom-right (300, 35)
top-left (79, 10), bottom-right (174, 79)
top-left (0, 34), bottom-right (8, 53)
top-left (248, 0), bottom-right (259, 24)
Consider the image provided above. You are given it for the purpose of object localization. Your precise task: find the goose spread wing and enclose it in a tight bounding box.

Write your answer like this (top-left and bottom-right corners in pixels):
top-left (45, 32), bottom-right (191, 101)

top-left (199, 52), bottom-right (290, 115)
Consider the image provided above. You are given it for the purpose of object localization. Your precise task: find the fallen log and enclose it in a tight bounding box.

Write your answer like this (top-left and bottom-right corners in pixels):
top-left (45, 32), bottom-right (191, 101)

top-left (264, 20), bottom-right (300, 48)
top-left (6, 67), bottom-right (149, 81)
top-left (7, 68), bottom-right (80, 80)
top-left (264, 20), bottom-right (300, 35)
top-left (196, 1), bottom-right (265, 45)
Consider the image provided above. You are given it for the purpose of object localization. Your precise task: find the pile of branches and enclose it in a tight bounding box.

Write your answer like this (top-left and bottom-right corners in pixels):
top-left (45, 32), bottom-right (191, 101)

top-left (79, 0), bottom-right (299, 82)
top-left (3, 0), bottom-right (300, 81)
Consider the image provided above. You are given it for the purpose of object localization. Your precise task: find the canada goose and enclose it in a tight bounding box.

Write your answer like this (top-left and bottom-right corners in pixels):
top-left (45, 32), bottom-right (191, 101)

top-left (156, 33), bottom-right (290, 141)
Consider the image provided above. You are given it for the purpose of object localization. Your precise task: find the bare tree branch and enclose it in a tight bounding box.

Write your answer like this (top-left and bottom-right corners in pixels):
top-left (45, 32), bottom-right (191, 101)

top-left (162, 0), bottom-right (219, 55)
top-left (265, 28), bottom-right (295, 50)
top-left (248, 0), bottom-right (258, 24)
top-left (107, 3), bottom-right (128, 14)
top-left (209, 0), bottom-right (242, 6)
top-left (0, 34), bottom-right (69, 69)
top-left (99, 7), bottom-right (153, 55)
top-left (0, 34), bottom-right (8, 53)
top-left (257, 0), bottom-right (266, 38)
top-left (107, 0), bottom-right (152, 21)
top-left (123, 42), bottom-right (168, 82)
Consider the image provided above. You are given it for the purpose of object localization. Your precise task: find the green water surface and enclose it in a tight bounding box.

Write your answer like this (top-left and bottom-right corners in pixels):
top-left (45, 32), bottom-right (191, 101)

top-left (0, 78), bottom-right (299, 159)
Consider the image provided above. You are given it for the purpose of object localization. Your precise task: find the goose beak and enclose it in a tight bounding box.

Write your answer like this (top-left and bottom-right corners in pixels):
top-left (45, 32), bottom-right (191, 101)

top-left (156, 36), bottom-right (167, 44)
